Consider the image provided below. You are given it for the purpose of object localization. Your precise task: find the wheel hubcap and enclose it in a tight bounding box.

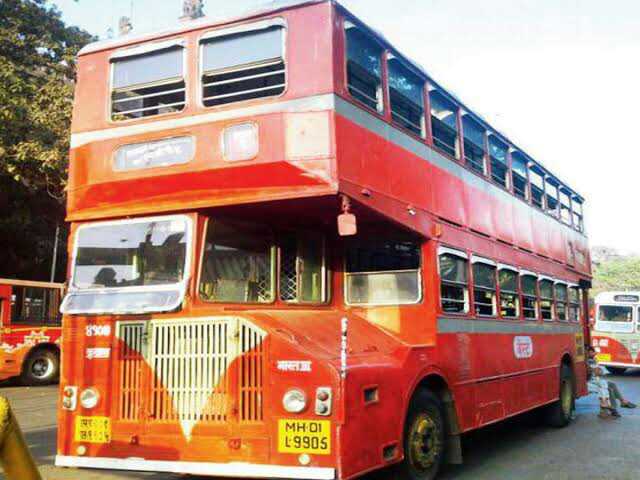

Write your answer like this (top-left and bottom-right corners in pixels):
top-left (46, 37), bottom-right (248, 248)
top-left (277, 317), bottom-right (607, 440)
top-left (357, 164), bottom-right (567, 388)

top-left (32, 357), bottom-right (53, 379)
top-left (409, 413), bottom-right (441, 472)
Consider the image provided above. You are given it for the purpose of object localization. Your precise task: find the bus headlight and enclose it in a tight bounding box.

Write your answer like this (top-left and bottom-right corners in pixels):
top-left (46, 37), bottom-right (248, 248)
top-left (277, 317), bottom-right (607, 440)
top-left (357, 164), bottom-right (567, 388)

top-left (80, 387), bottom-right (100, 409)
top-left (283, 389), bottom-right (307, 413)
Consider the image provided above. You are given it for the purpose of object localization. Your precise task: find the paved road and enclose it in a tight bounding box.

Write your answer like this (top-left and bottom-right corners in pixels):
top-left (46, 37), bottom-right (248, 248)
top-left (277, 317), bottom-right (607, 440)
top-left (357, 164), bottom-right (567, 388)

top-left (2, 370), bottom-right (639, 480)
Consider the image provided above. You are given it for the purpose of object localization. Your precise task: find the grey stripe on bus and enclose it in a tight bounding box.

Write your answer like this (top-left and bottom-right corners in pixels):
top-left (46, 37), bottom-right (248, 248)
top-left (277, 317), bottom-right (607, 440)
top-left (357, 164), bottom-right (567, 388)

top-left (332, 95), bottom-right (578, 239)
top-left (437, 317), bottom-right (582, 335)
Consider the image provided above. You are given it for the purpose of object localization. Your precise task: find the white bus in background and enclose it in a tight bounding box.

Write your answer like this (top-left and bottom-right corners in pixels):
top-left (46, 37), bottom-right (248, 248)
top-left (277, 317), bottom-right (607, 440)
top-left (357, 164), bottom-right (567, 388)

top-left (592, 292), bottom-right (640, 374)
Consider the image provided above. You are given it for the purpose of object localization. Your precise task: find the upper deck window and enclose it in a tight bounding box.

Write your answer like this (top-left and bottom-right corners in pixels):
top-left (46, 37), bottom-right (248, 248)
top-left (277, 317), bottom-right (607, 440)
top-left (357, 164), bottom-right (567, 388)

top-left (560, 188), bottom-right (572, 225)
top-left (429, 90), bottom-right (459, 158)
top-left (111, 45), bottom-right (185, 121)
top-left (388, 57), bottom-right (425, 136)
top-left (345, 240), bottom-right (421, 306)
top-left (462, 116), bottom-right (486, 175)
top-left (201, 25), bottom-right (285, 107)
top-left (511, 152), bottom-right (529, 200)
top-left (345, 26), bottom-right (384, 113)
top-left (489, 136), bottom-right (509, 188)
top-left (573, 198), bottom-right (584, 232)
top-left (545, 178), bottom-right (560, 217)
top-left (529, 166), bottom-right (545, 209)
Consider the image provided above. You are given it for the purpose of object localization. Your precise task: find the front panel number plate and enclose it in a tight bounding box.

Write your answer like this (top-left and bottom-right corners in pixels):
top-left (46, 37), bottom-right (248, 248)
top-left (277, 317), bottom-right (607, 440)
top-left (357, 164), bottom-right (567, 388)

top-left (74, 416), bottom-right (111, 444)
top-left (596, 353), bottom-right (611, 362)
top-left (278, 419), bottom-right (331, 455)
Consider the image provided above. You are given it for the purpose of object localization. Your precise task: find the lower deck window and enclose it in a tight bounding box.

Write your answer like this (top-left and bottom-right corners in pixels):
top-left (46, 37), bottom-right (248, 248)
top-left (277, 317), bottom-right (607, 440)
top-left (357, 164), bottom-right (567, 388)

top-left (280, 234), bottom-right (327, 303)
top-left (439, 252), bottom-right (469, 313)
top-left (539, 279), bottom-right (554, 320)
top-left (499, 269), bottom-right (519, 318)
top-left (200, 221), bottom-right (275, 303)
top-left (473, 261), bottom-right (496, 316)
top-left (555, 284), bottom-right (568, 321)
top-left (346, 240), bottom-right (421, 305)
top-left (569, 287), bottom-right (581, 322)
top-left (521, 275), bottom-right (538, 320)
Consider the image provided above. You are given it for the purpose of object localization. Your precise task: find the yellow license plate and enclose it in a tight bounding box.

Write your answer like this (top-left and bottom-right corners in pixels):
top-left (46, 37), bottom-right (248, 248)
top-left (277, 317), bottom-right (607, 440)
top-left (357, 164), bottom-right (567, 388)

top-left (74, 416), bottom-right (111, 444)
top-left (596, 353), bottom-right (611, 362)
top-left (278, 419), bottom-right (331, 455)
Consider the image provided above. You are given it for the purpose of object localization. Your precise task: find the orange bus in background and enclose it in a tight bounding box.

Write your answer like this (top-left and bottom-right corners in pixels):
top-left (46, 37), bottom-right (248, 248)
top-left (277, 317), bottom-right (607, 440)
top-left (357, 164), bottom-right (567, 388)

top-left (0, 279), bottom-right (64, 385)
top-left (56, 1), bottom-right (592, 479)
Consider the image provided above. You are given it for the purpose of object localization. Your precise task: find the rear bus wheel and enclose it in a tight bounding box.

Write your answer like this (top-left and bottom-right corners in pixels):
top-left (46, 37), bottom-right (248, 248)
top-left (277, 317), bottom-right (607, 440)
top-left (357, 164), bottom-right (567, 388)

top-left (545, 364), bottom-right (575, 428)
top-left (20, 349), bottom-right (60, 386)
top-left (395, 389), bottom-right (446, 480)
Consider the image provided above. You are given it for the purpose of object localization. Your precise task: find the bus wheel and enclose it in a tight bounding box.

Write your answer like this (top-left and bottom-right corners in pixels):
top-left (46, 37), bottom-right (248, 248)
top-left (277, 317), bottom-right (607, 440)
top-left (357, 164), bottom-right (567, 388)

top-left (20, 348), bottom-right (60, 386)
top-left (545, 364), bottom-right (575, 428)
top-left (607, 367), bottom-right (627, 375)
top-left (395, 389), bottom-right (445, 480)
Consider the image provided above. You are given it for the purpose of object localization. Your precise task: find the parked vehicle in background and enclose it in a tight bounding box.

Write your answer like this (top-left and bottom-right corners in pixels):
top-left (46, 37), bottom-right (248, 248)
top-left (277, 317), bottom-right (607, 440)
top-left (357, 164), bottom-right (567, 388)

top-left (56, 1), bottom-right (592, 479)
top-left (0, 279), bottom-right (64, 385)
top-left (592, 292), bottom-right (640, 374)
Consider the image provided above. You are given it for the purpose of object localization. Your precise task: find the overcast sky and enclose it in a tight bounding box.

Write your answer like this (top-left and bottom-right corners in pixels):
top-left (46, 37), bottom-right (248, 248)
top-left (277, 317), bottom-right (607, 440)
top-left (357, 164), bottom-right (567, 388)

top-left (52, 0), bottom-right (640, 252)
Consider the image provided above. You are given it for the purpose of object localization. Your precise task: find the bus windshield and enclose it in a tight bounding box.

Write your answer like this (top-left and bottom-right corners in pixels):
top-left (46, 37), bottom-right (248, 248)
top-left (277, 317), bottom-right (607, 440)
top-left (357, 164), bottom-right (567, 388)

top-left (598, 305), bottom-right (633, 323)
top-left (73, 218), bottom-right (188, 289)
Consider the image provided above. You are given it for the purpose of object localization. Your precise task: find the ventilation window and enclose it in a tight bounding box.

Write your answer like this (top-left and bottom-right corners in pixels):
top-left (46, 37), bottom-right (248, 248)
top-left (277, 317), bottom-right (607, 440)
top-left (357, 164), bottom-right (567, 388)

top-left (201, 26), bottom-right (285, 107)
top-left (462, 116), bottom-right (486, 175)
top-left (388, 57), bottom-right (424, 136)
top-left (430, 90), bottom-right (459, 158)
top-left (346, 25), bottom-right (383, 112)
top-left (489, 136), bottom-right (509, 188)
top-left (111, 45), bottom-right (185, 121)
top-left (511, 152), bottom-right (529, 200)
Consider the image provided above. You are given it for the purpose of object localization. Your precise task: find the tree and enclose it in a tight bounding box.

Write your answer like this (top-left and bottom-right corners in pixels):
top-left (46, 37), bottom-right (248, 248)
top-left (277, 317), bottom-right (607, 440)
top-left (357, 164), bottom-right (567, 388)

top-left (0, 0), bottom-right (93, 280)
top-left (592, 255), bottom-right (640, 296)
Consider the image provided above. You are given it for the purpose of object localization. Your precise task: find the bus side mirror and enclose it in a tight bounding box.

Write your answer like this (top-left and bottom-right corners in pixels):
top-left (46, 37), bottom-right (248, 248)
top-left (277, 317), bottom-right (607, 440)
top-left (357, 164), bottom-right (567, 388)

top-left (338, 213), bottom-right (357, 236)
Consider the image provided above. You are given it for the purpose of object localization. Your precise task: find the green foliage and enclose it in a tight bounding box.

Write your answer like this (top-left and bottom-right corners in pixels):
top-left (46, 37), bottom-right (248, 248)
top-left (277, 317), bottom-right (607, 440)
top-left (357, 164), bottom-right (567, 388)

top-left (0, 0), bottom-right (93, 280)
top-left (593, 256), bottom-right (640, 296)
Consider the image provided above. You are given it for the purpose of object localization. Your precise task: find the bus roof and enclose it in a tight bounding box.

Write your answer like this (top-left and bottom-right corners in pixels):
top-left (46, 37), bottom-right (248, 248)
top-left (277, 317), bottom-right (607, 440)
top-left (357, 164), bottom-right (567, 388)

top-left (595, 292), bottom-right (640, 304)
top-left (0, 278), bottom-right (65, 289)
top-left (77, 0), bottom-right (584, 203)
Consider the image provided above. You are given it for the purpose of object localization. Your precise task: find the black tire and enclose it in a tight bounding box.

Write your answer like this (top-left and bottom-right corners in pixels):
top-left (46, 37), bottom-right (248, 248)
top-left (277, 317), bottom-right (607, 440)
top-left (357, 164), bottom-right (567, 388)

top-left (394, 389), bottom-right (446, 480)
top-left (20, 348), bottom-right (60, 386)
top-left (545, 364), bottom-right (575, 428)
top-left (606, 366), bottom-right (627, 375)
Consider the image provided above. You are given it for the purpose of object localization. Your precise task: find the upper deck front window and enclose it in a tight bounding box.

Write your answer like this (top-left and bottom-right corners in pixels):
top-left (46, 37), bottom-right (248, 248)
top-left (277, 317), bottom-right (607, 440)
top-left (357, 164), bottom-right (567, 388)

top-left (345, 25), bottom-right (384, 113)
top-left (111, 45), bottom-right (186, 121)
top-left (62, 216), bottom-right (192, 315)
top-left (201, 24), bottom-right (286, 107)
top-left (388, 57), bottom-right (425, 136)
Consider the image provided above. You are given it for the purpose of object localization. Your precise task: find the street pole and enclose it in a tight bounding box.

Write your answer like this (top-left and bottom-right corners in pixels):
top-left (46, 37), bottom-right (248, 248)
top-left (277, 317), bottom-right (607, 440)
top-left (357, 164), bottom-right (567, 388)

top-left (50, 223), bottom-right (60, 283)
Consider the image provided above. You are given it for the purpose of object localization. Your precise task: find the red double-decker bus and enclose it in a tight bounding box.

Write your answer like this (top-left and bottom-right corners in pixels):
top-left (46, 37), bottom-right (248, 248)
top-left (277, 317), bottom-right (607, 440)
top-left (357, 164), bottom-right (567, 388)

top-left (0, 279), bottom-right (64, 385)
top-left (56, 2), bottom-right (592, 479)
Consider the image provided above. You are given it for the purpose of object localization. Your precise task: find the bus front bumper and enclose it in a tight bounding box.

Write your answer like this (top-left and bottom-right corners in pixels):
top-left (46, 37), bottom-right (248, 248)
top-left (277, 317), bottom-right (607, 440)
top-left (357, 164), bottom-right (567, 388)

top-left (55, 455), bottom-right (335, 479)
